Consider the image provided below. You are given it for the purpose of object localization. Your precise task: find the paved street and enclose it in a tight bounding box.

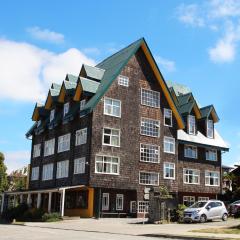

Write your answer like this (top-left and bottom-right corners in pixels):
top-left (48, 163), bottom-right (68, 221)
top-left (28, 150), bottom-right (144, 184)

top-left (0, 218), bottom-right (239, 240)
top-left (0, 223), bottom-right (176, 240)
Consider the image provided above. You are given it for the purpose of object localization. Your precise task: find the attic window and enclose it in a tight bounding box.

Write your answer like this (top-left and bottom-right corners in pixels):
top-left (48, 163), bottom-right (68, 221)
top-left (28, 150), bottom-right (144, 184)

top-left (188, 115), bottom-right (196, 135)
top-left (207, 119), bottom-right (214, 138)
top-left (50, 109), bottom-right (55, 122)
top-left (118, 75), bottom-right (129, 87)
top-left (164, 109), bottom-right (172, 127)
top-left (63, 102), bottom-right (69, 117)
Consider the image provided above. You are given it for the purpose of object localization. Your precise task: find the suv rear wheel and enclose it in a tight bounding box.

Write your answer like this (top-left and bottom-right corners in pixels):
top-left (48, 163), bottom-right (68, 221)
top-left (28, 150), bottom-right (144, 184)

top-left (200, 214), bottom-right (207, 223)
top-left (222, 213), bottom-right (228, 221)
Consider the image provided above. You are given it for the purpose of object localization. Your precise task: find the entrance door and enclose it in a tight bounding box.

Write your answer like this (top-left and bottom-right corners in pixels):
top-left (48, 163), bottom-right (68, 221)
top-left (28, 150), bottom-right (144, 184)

top-left (130, 201), bottom-right (137, 213)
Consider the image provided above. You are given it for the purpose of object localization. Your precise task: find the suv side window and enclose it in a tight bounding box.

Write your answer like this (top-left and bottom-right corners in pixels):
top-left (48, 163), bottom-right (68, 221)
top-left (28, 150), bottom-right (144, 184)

top-left (215, 202), bottom-right (222, 207)
top-left (207, 202), bottom-right (217, 208)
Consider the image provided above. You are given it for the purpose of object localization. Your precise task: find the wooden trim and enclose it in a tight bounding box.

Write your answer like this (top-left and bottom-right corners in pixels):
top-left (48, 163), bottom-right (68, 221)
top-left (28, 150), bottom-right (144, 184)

top-left (140, 43), bottom-right (184, 129)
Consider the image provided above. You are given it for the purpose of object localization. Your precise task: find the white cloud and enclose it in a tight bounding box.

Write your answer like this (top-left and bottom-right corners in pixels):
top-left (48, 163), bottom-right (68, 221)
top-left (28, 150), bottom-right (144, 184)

top-left (0, 38), bottom-right (95, 102)
top-left (209, 38), bottom-right (236, 62)
top-left (209, 0), bottom-right (240, 18)
top-left (4, 150), bottom-right (30, 174)
top-left (82, 47), bottom-right (101, 56)
top-left (177, 4), bottom-right (205, 27)
top-left (26, 26), bottom-right (65, 43)
top-left (209, 21), bottom-right (240, 62)
top-left (176, 0), bottom-right (240, 63)
top-left (155, 55), bottom-right (176, 72)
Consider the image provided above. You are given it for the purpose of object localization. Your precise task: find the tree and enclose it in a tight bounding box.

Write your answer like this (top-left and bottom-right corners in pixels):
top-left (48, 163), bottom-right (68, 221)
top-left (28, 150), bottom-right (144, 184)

top-left (0, 152), bottom-right (8, 192)
top-left (8, 167), bottom-right (28, 191)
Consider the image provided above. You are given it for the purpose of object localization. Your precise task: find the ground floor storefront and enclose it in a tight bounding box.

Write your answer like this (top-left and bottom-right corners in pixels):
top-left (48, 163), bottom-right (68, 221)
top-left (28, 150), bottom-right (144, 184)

top-left (0, 187), bottom-right (220, 218)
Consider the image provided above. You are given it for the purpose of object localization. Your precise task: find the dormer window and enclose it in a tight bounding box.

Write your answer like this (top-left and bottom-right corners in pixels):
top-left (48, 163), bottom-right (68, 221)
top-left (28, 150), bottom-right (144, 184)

top-left (207, 119), bottom-right (214, 138)
top-left (63, 102), bottom-right (69, 117)
top-left (80, 99), bottom-right (86, 111)
top-left (50, 109), bottom-right (55, 122)
top-left (188, 115), bottom-right (196, 135)
top-left (164, 109), bottom-right (172, 127)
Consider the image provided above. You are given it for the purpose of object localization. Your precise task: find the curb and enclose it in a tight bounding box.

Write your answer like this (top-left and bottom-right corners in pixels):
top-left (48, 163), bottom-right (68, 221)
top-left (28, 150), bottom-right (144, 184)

top-left (140, 233), bottom-right (237, 240)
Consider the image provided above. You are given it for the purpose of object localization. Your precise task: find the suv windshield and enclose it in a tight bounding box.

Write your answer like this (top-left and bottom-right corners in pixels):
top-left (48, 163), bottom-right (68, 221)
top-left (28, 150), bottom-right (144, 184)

top-left (189, 201), bottom-right (207, 208)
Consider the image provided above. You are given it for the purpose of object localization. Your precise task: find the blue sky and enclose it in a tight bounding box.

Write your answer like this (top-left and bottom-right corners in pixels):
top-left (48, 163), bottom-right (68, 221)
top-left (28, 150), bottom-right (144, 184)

top-left (0, 0), bottom-right (239, 172)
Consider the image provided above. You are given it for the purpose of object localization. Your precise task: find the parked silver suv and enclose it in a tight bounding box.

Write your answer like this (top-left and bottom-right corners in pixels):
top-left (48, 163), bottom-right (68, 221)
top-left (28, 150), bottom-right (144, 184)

top-left (183, 200), bottom-right (228, 223)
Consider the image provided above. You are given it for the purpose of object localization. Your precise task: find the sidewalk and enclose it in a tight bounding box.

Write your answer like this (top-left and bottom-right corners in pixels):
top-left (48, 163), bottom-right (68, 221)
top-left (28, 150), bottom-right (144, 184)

top-left (24, 218), bottom-right (240, 240)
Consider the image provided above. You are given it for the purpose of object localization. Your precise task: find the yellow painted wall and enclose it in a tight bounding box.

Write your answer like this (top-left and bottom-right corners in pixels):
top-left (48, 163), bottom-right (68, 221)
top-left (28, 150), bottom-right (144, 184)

top-left (64, 187), bottom-right (94, 218)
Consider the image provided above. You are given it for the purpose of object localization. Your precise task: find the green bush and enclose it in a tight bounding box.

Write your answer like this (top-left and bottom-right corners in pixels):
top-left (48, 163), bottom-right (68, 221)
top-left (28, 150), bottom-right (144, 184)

top-left (42, 212), bottom-right (62, 222)
top-left (21, 208), bottom-right (45, 221)
top-left (176, 204), bottom-right (187, 223)
top-left (1, 203), bottom-right (29, 222)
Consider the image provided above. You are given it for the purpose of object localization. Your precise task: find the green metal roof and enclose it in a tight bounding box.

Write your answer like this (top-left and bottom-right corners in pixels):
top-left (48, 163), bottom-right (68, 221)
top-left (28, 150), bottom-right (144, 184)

top-left (64, 80), bottom-right (77, 90)
top-left (167, 81), bottom-right (191, 96)
top-left (66, 74), bottom-right (78, 83)
top-left (177, 93), bottom-right (193, 106)
top-left (178, 101), bottom-right (195, 115)
top-left (82, 64), bottom-right (105, 81)
top-left (80, 77), bottom-right (100, 93)
top-left (51, 83), bottom-right (61, 90)
top-left (50, 88), bottom-right (60, 97)
top-left (200, 105), bottom-right (219, 122)
top-left (82, 38), bottom-right (144, 112)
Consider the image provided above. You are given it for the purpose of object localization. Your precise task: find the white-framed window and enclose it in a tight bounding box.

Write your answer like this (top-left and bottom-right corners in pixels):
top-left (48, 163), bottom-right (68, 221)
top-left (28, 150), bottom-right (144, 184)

top-left (50, 109), bottom-right (55, 122)
top-left (31, 167), bottom-right (39, 181)
top-left (164, 137), bottom-right (175, 154)
top-left (102, 193), bottom-right (109, 211)
top-left (184, 145), bottom-right (197, 158)
top-left (118, 75), bottom-right (129, 87)
top-left (80, 99), bottom-right (86, 110)
top-left (164, 108), bottom-right (172, 127)
top-left (139, 171), bottom-right (159, 186)
top-left (63, 102), bottom-right (69, 117)
top-left (75, 128), bottom-right (87, 145)
top-left (58, 133), bottom-right (71, 153)
top-left (102, 128), bottom-right (120, 147)
top-left (183, 196), bottom-right (195, 207)
top-left (74, 157), bottom-right (86, 174)
top-left (33, 144), bottom-right (41, 158)
top-left (44, 138), bottom-right (55, 156)
top-left (140, 143), bottom-right (160, 163)
top-left (95, 155), bottom-right (120, 175)
top-left (56, 160), bottom-right (69, 179)
top-left (138, 201), bottom-right (149, 213)
top-left (116, 194), bottom-right (124, 211)
top-left (141, 88), bottom-right (160, 108)
top-left (183, 169), bottom-right (200, 184)
top-left (207, 119), bottom-right (214, 138)
top-left (42, 163), bottom-right (53, 181)
top-left (206, 149), bottom-right (217, 161)
top-left (188, 115), bottom-right (196, 135)
top-left (104, 97), bottom-right (121, 117)
top-left (164, 162), bottom-right (175, 179)
top-left (198, 197), bottom-right (209, 201)
top-left (37, 120), bottom-right (41, 127)
top-left (140, 118), bottom-right (160, 137)
top-left (205, 171), bottom-right (220, 186)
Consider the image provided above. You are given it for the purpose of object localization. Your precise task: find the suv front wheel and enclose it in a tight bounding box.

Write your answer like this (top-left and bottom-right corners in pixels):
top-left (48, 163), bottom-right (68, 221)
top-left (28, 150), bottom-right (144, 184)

top-left (200, 214), bottom-right (207, 223)
top-left (222, 213), bottom-right (228, 221)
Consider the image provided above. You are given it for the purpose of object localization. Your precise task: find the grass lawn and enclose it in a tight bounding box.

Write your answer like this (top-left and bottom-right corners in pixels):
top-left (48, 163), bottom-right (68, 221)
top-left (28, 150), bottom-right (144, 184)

top-left (191, 225), bottom-right (240, 234)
